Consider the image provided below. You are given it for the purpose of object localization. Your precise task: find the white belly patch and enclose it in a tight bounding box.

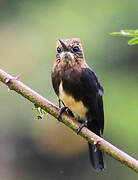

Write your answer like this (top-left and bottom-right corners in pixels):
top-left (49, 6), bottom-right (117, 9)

top-left (59, 81), bottom-right (87, 119)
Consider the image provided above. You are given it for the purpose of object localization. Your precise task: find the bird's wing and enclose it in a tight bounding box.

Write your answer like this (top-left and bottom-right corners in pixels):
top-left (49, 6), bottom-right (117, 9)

top-left (80, 67), bottom-right (104, 134)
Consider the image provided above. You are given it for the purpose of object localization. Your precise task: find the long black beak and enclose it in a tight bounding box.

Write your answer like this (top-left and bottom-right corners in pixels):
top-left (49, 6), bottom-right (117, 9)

top-left (59, 39), bottom-right (69, 51)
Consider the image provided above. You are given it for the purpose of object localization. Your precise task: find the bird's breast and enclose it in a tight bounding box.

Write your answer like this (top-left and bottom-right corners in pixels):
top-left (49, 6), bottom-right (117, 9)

top-left (59, 81), bottom-right (87, 120)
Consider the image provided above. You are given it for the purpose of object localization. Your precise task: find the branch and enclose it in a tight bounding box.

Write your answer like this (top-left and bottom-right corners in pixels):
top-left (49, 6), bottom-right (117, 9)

top-left (0, 69), bottom-right (138, 173)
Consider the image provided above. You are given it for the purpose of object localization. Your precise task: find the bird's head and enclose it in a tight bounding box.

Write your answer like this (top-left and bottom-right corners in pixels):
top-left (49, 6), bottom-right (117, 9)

top-left (56, 38), bottom-right (85, 65)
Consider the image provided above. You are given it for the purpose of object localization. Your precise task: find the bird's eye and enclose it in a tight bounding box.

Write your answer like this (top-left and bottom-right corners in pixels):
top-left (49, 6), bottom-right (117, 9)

top-left (73, 46), bottom-right (79, 53)
top-left (57, 47), bottom-right (62, 53)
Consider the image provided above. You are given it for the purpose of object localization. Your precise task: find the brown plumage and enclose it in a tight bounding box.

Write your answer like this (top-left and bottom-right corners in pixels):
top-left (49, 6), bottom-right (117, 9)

top-left (51, 38), bottom-right (105, 171)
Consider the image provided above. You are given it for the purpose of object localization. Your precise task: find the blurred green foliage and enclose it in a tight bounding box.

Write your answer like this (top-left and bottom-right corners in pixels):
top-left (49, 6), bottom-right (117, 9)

top-left (0, 0), bottom-right (138, 180)
top-left (111, 29), bottom-right (138, 45)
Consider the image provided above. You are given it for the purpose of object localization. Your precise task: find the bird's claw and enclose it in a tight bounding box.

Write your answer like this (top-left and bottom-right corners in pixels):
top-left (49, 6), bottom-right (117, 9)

top-left (77, 120), bottom-right (88, 134)
top-left (58, 106), bottom-right (68, 121)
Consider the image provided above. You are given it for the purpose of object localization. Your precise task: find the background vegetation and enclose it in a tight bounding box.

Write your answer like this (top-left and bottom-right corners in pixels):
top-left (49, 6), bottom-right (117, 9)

top-left (0, 0), bottom-right (138, 179)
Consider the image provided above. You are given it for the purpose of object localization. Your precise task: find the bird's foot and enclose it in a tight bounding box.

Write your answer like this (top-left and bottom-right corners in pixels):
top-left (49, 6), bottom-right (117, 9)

top-left (58, 99), bottom-right (74, 120)
top-left (58, 99), bottom-right (62, 108)
top-left (66, 108), bottom-right (74, 118)
top-left (77, 119), bottom-right (88, 134)
top-left (58, 106), bottom-right (68, 121)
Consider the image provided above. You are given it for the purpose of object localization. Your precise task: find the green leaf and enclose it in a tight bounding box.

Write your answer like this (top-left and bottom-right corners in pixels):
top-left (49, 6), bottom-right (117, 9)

top-left (33, 106), bottom-right (47, 119)
top-left (128, 37), bottom-right (138, 45)
top-left (110, 30), bottom-right (138, 38)
top-left (110, 29), bottom-right (138, 45)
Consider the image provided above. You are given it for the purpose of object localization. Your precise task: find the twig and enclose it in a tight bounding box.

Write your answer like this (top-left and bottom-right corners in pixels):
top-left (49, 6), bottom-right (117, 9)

top-left (0, 69), bottom-right (138, 173)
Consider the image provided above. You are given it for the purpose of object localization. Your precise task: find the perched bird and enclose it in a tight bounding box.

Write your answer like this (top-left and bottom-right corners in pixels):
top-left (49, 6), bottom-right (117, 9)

top-left (51, 38), bottom-right (105, 171)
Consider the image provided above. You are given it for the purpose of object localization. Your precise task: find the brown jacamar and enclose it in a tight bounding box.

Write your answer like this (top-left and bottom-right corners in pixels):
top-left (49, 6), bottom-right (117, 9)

top-left (51, 38), bottom-right (105, 171)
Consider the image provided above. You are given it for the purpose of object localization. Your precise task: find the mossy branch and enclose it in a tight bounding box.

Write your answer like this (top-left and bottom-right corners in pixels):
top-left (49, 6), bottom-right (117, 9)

top-left (0, 69), bottom-right (138, 173)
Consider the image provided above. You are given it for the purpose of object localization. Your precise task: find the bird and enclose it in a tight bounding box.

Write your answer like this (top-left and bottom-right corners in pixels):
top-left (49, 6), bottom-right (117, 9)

top-left (51, 38), bottom-right (105, 171)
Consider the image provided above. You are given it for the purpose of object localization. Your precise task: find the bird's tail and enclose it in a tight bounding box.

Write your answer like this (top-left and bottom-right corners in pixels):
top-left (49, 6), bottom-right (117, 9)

top-left (88, 142), bottom-right (105, 171)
